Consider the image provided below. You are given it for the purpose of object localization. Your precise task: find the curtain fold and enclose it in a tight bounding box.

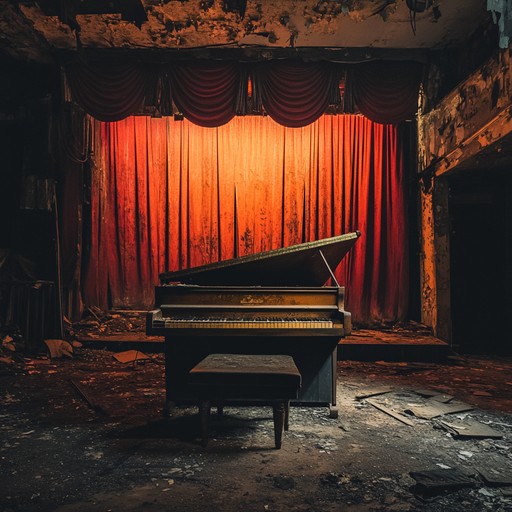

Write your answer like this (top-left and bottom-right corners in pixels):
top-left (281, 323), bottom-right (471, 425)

top-left (252, 61), bottom-right (340, 127)
top-left (65, 60), bottom-right (422, 126)
top-left (168, 61), bottom-right (242, 127)
top-left (347, 60), bottom-right (423, 125)
top-left (66, 61), bottom-right (151, 122)
top-left (85, 114), bottom-right (409, 323)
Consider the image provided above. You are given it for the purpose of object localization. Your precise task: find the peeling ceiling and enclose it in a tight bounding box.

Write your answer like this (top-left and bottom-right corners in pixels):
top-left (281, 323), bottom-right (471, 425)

top-left (0, 0), bottom-right (491, 63)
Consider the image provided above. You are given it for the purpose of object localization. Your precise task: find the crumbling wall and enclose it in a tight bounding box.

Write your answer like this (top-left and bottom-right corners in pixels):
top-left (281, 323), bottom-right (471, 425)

top-left (417, 48), bottom-right (512, 339)
top-left (419, 49), bottom-right (512, 176)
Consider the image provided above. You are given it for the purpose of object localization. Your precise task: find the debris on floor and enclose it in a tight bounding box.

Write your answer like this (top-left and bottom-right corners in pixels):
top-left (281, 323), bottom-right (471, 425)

top-left (112, 349), bottom-right (150, 364)
top-left (1, 319), bottom-right (511, 512)
top-left (409, 468), bottom-right (477, 499)
top-left (44, 338), bottom-right (74, 359)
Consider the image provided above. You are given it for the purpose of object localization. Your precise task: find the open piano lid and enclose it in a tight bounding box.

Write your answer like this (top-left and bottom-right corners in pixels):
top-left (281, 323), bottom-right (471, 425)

top-left (160, 231), bottom-right (361, 287)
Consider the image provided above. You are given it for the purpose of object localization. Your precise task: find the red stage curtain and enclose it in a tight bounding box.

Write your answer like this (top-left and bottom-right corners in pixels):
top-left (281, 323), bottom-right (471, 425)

top-left (168, 61), bottom-right (243, 127)
top-left (65, 60), bottom-right (421, 126)
top-left (347, 60), bottom-right (423, 125)
top-left (85, 114), bottom-right (409, 324)
top-left (251, 61), bottom-right (341, 127)
top-left (66, 61), bottom-right (152, 122)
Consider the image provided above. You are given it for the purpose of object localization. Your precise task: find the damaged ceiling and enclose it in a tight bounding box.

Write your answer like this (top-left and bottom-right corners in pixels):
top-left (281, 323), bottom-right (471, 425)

top-left (0, 0), bottom-right (491, 63)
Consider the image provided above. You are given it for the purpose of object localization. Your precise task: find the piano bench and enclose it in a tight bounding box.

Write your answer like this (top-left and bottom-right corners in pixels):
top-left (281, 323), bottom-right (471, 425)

top-left (188, 354), bottom-right (302, 449)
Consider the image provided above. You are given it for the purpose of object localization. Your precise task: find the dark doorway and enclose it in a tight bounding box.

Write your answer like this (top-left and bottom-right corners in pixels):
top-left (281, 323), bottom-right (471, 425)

top-left (449, 168), bottom-right (512, 355)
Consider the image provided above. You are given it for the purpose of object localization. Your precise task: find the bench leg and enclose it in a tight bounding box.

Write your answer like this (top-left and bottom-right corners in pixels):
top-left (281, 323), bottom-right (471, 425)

top-left (284, 400), bottom-right (290, 431)
top-left (199, 400), bottom-right (211, 447)
top-left (272, 401), bottom-right (286, 449)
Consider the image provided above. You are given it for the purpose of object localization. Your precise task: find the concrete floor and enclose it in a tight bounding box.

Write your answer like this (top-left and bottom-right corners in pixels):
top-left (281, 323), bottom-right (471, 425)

top-left (1, 343), bottom-right (511, 512)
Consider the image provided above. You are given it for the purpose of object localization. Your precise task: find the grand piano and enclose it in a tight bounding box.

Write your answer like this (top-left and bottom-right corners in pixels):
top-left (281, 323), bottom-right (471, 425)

top-left (147, 231), bottom-right (360, 413)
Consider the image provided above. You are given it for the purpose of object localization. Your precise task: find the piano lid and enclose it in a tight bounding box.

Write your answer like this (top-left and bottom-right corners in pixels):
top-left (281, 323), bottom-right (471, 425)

top-left (159, 231), bottom-right (361, 287)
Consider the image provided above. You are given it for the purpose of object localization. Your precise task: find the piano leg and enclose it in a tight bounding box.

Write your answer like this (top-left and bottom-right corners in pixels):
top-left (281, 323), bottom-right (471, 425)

top-left (199, 400), bottom-right (211, 447)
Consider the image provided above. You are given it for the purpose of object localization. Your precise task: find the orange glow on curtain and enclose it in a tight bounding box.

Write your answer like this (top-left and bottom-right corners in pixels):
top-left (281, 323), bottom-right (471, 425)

top-left (85, 114), bottom-right (408, 323)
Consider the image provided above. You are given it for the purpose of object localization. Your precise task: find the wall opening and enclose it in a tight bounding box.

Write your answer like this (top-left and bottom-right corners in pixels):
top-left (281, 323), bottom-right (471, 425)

top-left (449, 167), bottom-right (512, 355)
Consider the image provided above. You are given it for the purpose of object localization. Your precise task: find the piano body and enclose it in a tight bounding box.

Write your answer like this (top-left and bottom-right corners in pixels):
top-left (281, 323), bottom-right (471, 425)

top-left (147, 231), bottom-right (360, 410)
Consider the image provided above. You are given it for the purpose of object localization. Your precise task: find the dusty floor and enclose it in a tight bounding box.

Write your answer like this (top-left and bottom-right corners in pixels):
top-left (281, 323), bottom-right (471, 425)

top-left (1, 340), bottom-right (512, 512)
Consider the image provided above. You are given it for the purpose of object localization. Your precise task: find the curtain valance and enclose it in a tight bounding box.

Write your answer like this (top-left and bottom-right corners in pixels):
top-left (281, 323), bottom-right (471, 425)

top-left (65, 59), bottom-right (422, 126)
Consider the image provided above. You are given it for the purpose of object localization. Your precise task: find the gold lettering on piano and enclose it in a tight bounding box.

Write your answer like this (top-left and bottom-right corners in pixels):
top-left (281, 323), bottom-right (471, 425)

top-left (240, 295), bottom-right (265, 304)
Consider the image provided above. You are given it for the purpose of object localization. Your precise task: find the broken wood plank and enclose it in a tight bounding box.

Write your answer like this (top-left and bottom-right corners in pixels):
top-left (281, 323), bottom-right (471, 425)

top-left (411, 387), bottom-right (439, 398)
top-left (440, 420), bottom-right (503, 439)
top-left (405, 401), bottom-right (474, 420)
top-left (355, 387), bottom-right (393, 400)
top-left (477, 467), bottom-right (512, 486)
top-left (428, 394), bottom-right (454, 403)
top-left (365, 398), bottom-right (414, 426)
top-left (69, 379), bottom-right (109, 416)
top-left (410, 468), bottom-right (477, 498)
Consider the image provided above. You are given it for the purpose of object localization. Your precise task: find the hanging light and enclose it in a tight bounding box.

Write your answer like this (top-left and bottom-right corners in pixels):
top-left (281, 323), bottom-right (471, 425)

top-left (406, 0), bottom-right (432, 12)
top-left (407, 0), bottom-right (433, 35)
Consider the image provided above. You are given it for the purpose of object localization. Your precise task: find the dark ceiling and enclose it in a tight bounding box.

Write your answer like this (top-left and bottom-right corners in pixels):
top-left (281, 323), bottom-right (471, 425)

top-left (0, 0), bottom-right (493, 63)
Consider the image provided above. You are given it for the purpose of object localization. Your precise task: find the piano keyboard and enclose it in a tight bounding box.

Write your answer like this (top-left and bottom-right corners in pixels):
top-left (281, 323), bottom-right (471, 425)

top-left (155, 319), bottom-right (335, 329)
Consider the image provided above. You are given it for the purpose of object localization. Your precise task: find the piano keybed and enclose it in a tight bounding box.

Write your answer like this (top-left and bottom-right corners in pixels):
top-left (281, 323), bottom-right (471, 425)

top-left (154, 318), bottom-right (335, 329)
top-left (147, 286), bottom-right (350, 337)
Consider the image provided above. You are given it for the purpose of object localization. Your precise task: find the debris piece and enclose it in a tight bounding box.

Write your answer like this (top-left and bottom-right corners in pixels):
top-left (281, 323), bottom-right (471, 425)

top-left (472, 390), bottom-right (493, 397)
top-left (87, 306), bottom-right (102, 322)
top-left (409, 468), bottom-right (477, 498)
top-left (429, 394), bottom-right (454, 403)
top-left (477, 468), bottom-right (512, 487)
top-left (69, 379), bottom-right (109, 416)
top-left (355, 386), bottom-right (393, 400)
top-left (365, 398), bottom-right (414, 426)
top-left (440, 419), bottom-right (503, 439)
top-left (411, 387), bottom-right (439, 398)
top-left (72, 340), bottom-right (83, 348)
top-left (44, 339), bottom-right (74, 358)
top-left (113, 350), bottom-right (150, 364)
top-left (272, 475), bottom-right (295, 490)
top-left (457, 450), bottom-right (474, 460)
top-left (405, 401), bottom-right (474, 420)
top-left (2, 337), bottom-right (15, 351)
top-left (320, 472), bottom-right (346, 487)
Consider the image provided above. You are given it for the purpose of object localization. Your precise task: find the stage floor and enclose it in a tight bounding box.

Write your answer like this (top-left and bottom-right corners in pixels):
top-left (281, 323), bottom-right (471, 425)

top-left (74, 312), bottom-right (449, 363)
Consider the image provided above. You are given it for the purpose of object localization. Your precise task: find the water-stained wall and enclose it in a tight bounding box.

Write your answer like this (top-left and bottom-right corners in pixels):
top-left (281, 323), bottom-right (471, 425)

top-left (417, 48), bottom-right (512, 340)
